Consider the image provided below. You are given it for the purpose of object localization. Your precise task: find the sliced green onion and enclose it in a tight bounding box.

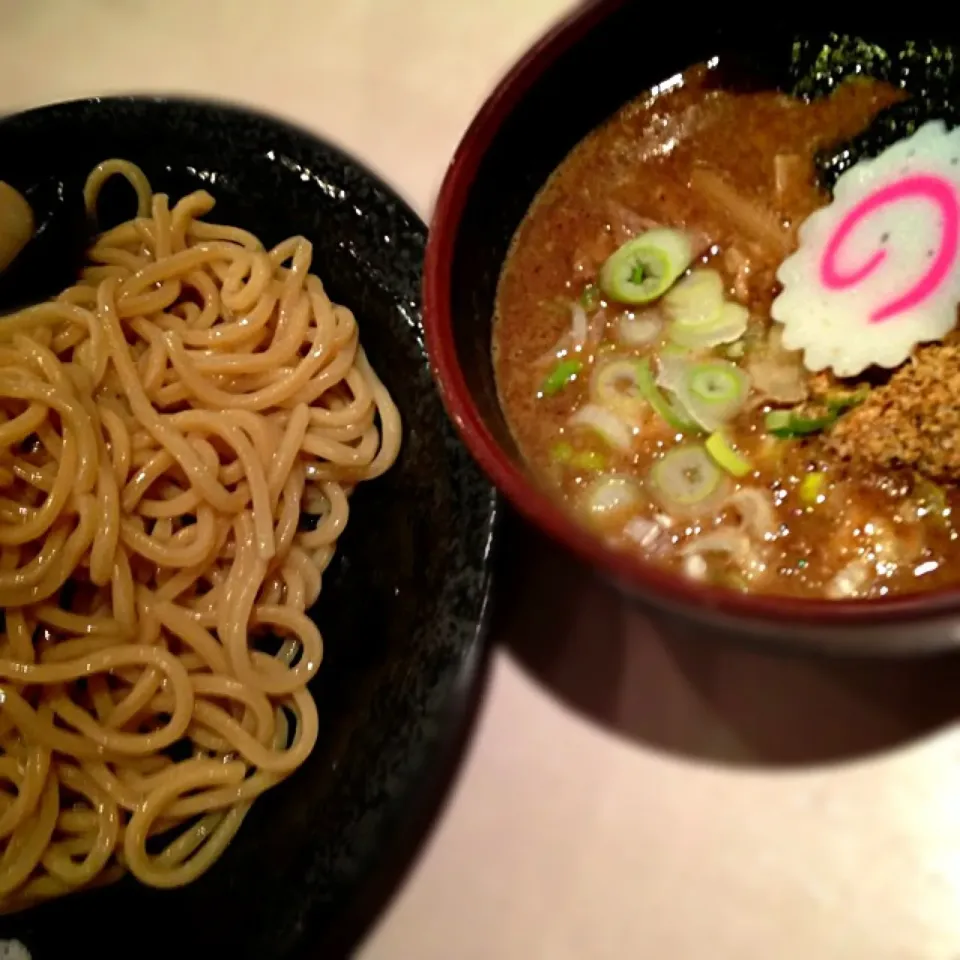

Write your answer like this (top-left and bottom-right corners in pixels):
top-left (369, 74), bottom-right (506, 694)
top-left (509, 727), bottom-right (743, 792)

top-left (656, 351), bottom-right (690, 392)
top-left (590, 358), bottom-right (646, 422)
top-left (800, 471), bottom-right (825, 503)
top-left (584, 475), bottom-right (643, 518)
top-left (705, 431), bottom-right (752, 477)
top-left (616, 311), bottom-right (662, 346)
top-left (551, 439), bottom-right (609, 471)
top-left (569, 403), bottom-right (633, 452)
top-left (647, 443), bottom-right (728, 515)
top-left (551, 441), bottom-right (607, 471)
top-left (658, 357), bottom-right (751, 432)
top-left (572, 450), bottom-right (607, 470)
top-left (598, 228), bottom-right (694, 305)
top-left (825, 386), bottom-right (869, 414)
top-left (764, 409), bottom-right (834, 438)
top-left (765, 389), bottom-right (868, 438)
top-left (550, 441), bottom-right (574, 463)
top-left (541, 357), bottom-right (583, 396)
top-left (636, 357), bottom-right (699, 433)
top-left (663, 268), bottom-right (725, 325)
top-left (688, 364), bottom-right (746, 403)
top-left (592, 356), bottom-right (699, 432)
top-left (661, 268), bottom-right (750, 350)
top-left (669, 301), bottom-right (750, 350)
top-left (764, 410), bottom-right (790, 435)
top-left (580, 283), bottom-right (601, 311)
top-left (799, 471), bottom-right (826, 505)
top-left (680, 528), bottom-right (752, 563)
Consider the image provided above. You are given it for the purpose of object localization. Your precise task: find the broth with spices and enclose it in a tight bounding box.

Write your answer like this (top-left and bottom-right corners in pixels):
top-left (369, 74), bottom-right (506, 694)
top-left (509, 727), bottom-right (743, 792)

top-left (492, 63), bottom-right (960, 599)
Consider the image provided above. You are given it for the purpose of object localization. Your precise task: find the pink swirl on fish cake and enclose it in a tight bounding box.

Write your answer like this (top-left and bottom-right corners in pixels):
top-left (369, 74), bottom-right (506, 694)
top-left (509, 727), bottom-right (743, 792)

top-left (819, 173), bottom-right (960, 323)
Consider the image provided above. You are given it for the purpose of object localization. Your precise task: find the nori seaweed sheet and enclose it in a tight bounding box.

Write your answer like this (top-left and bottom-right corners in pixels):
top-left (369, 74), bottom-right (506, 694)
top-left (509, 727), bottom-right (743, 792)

top-left (785, 34), bottom-right (960, 189)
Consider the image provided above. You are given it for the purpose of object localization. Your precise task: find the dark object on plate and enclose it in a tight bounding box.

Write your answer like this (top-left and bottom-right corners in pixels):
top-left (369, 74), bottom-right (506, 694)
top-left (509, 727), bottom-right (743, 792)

top-left (0, 172), bottom-right (91, 313)
top-left (422, 0), bottom-right (960, 655)
top-left (0, 96), bottom-right (497, 958)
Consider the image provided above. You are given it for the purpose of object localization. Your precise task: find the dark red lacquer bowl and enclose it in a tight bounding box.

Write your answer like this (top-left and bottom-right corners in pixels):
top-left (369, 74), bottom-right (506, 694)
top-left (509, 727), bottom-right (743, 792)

top-left (423, 0), bottom-right (960, 655)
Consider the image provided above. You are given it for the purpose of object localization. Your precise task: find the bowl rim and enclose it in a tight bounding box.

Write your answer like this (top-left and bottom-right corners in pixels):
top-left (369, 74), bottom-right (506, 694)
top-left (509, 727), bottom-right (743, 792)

top-left (422, 0), bottom-right (960, 629)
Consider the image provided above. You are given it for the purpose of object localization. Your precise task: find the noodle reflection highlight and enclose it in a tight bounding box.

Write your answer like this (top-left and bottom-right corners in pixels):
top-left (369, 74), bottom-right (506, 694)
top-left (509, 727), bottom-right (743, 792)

top-left (0, 159), bottom-right (400, 910)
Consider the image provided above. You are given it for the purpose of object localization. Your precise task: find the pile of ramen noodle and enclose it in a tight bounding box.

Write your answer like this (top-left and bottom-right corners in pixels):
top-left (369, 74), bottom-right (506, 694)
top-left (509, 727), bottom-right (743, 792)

top-left (0, 159), bottom-right (400, 909)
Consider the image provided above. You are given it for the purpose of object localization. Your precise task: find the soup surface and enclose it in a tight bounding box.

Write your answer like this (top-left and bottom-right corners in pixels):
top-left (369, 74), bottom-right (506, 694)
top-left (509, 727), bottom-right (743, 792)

top-left (493, 63), bottom-right (960, 599)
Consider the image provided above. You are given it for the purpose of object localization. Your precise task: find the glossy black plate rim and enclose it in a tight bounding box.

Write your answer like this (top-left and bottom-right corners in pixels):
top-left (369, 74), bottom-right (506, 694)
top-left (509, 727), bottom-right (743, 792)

top-left (0, 94), bottom-right (500, 958)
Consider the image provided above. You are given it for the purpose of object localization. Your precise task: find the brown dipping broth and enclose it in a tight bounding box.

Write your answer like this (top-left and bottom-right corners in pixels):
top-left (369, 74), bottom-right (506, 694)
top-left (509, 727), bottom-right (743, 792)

top-left (492, 64), bottom-right (960, 599)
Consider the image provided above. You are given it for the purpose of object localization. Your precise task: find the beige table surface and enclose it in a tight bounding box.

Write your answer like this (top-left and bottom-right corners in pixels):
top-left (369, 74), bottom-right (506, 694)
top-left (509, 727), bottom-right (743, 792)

top-left (3, 2), bottom-right (960, 958)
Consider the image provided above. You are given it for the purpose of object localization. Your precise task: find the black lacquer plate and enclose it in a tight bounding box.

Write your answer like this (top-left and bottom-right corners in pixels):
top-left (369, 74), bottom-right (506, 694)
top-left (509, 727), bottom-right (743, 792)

top-left (0, 97), bottom-right (498, 959)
